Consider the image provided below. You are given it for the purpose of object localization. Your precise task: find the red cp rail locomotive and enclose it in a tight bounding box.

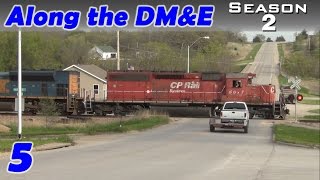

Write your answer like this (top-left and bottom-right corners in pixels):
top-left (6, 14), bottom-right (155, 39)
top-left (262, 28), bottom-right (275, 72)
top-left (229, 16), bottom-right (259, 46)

top-left (88, 71), bottom-right (288, 119)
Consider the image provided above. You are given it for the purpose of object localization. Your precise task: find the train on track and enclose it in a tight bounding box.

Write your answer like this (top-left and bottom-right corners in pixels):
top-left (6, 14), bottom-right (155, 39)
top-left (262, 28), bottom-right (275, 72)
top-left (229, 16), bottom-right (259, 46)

top-left (0, 71), bottom-right (83, 115)
top-left (0, 70), bottom-right (289, 119)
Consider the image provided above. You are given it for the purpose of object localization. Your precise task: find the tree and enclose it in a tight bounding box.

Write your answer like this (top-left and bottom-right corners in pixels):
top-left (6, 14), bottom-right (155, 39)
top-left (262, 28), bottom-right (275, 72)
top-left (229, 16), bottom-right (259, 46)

top-left (297, 29), bottom-right (308, 40)
top-left (276, 36), bottom-right (286, 42)
top-left (266, 37), bottom-right (273, 42)
top-left (257, 34), bottom-right (266, 42)
top-left (58, 33), bottom-right (91, 66)
top-left (253, 35), bottom-right (262, 43)
top-left (139, 42), bottom-right (182, 71)
top-left (22, 32), bottom-right (63, 70)
top-left (193, 39), bottom-right (233, 72)
top-left (0, 32), bottom-right (18, 71)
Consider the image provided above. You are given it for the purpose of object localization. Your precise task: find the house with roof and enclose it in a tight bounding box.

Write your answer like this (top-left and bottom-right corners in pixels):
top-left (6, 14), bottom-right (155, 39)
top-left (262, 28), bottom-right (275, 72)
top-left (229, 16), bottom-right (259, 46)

top-left (63, 64), bottom-right (107, 101)
top-left (89, 45), bottom-right (117, 60)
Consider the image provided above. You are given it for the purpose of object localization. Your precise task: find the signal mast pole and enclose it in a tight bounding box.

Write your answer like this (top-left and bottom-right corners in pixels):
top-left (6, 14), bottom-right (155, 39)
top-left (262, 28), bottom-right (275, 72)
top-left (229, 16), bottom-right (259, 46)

top-left (18, 29), bottom-right (22, 139)
top-left (117, 30), bottom-right (120, 70)
top-left (295, 88), bottom-right (297, 122)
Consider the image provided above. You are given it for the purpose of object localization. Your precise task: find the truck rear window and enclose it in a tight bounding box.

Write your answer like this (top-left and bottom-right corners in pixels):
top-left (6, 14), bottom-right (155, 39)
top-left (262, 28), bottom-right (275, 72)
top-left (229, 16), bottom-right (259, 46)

top-left (224, 103), bottom-right (246, 110)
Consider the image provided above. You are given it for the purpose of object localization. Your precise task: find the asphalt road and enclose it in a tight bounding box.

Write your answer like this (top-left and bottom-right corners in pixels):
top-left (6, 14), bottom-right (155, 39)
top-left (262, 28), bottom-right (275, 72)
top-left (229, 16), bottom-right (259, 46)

top-left (0, 118), bottom-right (318, 180)
top-left (242, 42), bottom-right (280, 99)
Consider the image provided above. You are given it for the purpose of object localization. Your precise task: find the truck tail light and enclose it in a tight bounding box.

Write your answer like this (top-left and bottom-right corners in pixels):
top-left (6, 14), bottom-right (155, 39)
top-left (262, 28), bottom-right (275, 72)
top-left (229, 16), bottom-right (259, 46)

top-left (244, 113), bottom-right (247, 117)
top-left (220, 112), bottom-right (223, 117)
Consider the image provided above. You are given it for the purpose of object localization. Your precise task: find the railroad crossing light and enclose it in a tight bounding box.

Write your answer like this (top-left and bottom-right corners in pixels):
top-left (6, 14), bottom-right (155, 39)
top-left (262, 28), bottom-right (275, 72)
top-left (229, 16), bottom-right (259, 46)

top-left (287, 94), bottom-right (295, 103)
top-left (297, 94), bottom-right (303, 101)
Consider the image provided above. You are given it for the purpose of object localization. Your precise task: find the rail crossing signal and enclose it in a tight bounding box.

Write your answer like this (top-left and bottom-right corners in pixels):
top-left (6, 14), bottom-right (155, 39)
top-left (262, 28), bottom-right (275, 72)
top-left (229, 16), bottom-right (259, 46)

top-left (288, 76), bottom-right (302, 122)
top-left (297, 94), bottom-right (303, 101)
top-left (289, 77), bottom-right (301, 90)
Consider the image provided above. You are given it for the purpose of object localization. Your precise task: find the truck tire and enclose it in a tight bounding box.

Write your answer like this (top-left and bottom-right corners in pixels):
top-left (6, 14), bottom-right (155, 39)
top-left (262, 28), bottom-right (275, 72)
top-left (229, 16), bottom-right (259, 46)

top-left (244, 126), bottom-right (248, 133)
top-left (210, 125), bottom-right (215, 132)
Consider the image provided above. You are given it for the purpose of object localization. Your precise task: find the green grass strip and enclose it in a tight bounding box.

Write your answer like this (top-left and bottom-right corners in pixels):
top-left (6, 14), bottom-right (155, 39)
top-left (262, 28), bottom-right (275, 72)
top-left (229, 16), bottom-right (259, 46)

top-left (2, 116), bottom-right (170, 136)
top-left (303, 115), bottom-right (320, 121)
top-left (233, 43), bottom-right (262, 72)
top-left (299, 99), bottom-right (320, 105)
top-left (274, 124), bottom-right (320, 147)
top-left (0, 135), bottom-right (72, 152)
top-left (308, 109), bottom-right (320, 114)
top-left (278, 44), bottom-right (285, 60)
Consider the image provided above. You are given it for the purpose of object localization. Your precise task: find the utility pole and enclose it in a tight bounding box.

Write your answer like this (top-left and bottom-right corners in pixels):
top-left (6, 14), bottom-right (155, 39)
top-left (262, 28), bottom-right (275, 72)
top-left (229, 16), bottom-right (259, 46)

top-left (187, 45), bottom-right (190, 73)
top-left (308, 35), bottom-right (311, 51)
top-left (295, 88), bottom-right (298, 122)
top-left (117, 30), bottom-right (120, 70)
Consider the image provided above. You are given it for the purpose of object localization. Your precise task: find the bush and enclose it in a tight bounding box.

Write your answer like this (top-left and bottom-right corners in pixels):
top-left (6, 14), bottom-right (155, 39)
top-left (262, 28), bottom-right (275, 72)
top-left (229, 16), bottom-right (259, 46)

top-left (283, 52), bottom-right (319, 78)
top-left (39, 99), bottom-right (58, 127)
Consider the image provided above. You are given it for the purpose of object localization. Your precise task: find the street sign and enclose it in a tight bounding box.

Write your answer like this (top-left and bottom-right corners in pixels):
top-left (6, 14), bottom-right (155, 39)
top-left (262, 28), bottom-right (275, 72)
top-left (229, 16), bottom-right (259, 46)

top-left (13, 88), bottom-right (26, 92)
top-left (288, 77), bottom-right (301, 90)
top-left (15, 98), bottom-right (25, 112)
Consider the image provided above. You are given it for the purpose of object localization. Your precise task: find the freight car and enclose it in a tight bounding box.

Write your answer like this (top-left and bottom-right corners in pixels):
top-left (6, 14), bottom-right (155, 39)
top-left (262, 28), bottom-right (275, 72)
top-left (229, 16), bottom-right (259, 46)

top-left (0, 71), bottom-right (83, 114)
top-left (88, 71), bottom-right (288, 119)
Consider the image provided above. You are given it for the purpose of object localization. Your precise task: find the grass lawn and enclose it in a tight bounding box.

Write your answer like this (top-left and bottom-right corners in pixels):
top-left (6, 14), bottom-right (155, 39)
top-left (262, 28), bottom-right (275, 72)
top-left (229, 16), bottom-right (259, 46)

top-left (0, 116), bottom-right (170, 152)
top-left (299, 99), bottom-right (320, 105)
top-left (303, 109), bottom-right (320, 121)
top-left (308, 109), bottom-right (320, 114)
top-left (303, 115), bottom-right (320, 121)
top-left (278, 44), bottom-right (285, 60)
top-left (0, 135), bottom-right (72, 152)
top-left (278, 74), bottom-right (319, 99)
top-left (274, 124), bottom-right (320, 147)
top-left (1, 116), bottom-right (170, 137)
top-left (3, 116), bottom-right (170, 136)
top-left (278, 74), bottom-right (288, 86)
top-left (233, 43), bottom-right (262, 72)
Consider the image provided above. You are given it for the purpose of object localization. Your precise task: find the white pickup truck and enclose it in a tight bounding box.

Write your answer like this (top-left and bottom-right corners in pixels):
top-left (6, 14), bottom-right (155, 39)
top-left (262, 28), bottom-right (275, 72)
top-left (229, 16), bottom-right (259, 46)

top-left (209, 102), bottom-right (249, 133)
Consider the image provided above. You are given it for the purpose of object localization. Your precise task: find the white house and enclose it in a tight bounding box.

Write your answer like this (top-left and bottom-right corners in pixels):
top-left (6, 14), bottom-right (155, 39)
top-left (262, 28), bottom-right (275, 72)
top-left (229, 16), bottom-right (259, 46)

top-left (89, 45), bottom-right (117, 60)
top-left (63, 64), bottom-right (107, 101)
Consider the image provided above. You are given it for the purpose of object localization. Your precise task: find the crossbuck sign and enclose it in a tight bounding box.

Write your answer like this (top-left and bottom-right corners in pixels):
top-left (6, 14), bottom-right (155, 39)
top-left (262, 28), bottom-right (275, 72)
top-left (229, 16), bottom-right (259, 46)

top-left (288, 77), bottom-right (301, 90)
top-left (288, 76), bottom-right (302, 122)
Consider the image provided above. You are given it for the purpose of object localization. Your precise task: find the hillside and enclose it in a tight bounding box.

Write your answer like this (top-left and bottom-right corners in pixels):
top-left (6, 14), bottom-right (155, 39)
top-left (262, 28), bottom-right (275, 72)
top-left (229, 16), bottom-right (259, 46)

top-left (278, 30), bottom-right (319, 95)
top-left (0, 31), bottom-right (248, 73)
top-left (281, 31), bottom-right (319, 79)
top-left (227, 42), bottom-right (253, 61)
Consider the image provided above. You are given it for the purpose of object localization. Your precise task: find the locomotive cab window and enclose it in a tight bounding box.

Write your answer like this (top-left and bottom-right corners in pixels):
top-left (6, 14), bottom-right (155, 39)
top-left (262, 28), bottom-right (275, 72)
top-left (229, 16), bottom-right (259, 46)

top-left (93, 84), bottom-right (99, 95)
top-left (233, 80), bottom-right (242, 88)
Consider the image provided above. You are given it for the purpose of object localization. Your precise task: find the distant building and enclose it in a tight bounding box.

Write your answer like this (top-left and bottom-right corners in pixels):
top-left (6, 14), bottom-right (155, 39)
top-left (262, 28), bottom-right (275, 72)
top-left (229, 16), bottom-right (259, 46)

top-left (63, 64), bottom-right (107, 101)
top-left (89, 45), bottom-right (117, 60)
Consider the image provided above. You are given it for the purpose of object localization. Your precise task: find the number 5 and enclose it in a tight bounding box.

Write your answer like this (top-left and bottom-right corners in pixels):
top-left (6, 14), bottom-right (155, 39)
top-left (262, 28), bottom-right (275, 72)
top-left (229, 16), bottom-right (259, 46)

top-left (7, 142), bottom-right (34, 174)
